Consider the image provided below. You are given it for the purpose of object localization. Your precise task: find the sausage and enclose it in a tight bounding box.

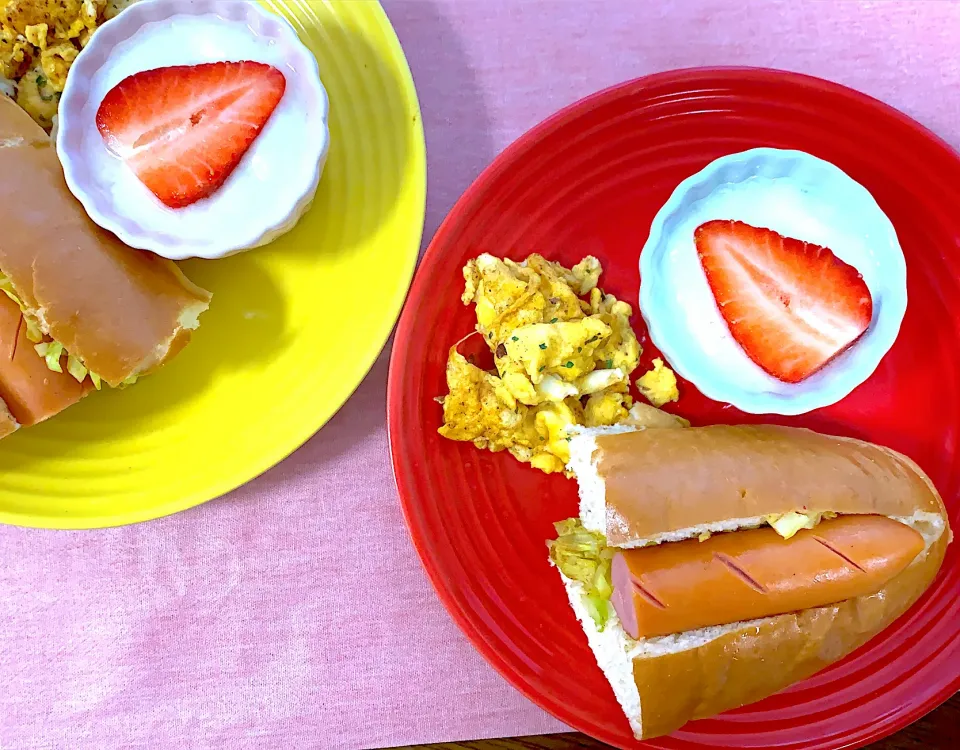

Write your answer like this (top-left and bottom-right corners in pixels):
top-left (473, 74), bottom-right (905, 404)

top-left (610, 514), bottom-right (925, 639)
top-left (0, 292), bottom-right (91, 427)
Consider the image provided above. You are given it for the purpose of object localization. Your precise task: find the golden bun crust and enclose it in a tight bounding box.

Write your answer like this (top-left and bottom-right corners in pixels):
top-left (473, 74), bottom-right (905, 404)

top-left (0, 96), bottom-right (212, 387)
top-left (631, 529), bottom-right (950, 739)
top-left (593, 425), bottom-right (944, 546)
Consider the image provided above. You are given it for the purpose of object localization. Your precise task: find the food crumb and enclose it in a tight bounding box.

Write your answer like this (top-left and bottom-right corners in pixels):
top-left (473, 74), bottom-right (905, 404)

top-left (636, 357), bottom-right (679, 407)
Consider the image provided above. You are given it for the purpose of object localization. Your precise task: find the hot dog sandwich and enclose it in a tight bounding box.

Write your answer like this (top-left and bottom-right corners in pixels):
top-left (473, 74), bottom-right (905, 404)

top-left (0, 94), bottom-right (212, 438)
top-left (549, 423), bottom-right (952, 740)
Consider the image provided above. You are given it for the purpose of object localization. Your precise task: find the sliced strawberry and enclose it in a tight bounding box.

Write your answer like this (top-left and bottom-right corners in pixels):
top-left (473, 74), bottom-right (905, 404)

top-left (694, 220), bottom-right (873, 384)
top-left (96, 61), bottom-right (286, 209)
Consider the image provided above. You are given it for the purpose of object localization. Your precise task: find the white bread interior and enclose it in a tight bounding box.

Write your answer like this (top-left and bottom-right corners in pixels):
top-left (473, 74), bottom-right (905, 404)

top-left (890, 510), bottom-right (947, 555)
top-left (558, 570), bottom-right (774, 739)
top-left (566, 425), bottom-right (638, 534)
top-left (558, 571), bottom-right (644, 739)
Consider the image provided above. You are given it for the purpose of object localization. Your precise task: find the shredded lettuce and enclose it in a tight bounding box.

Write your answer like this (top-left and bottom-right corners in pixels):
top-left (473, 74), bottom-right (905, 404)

top-left (0, 273), bottom-right (43, 344)
top-left (0, 286), bottom-right (20, 306)
top-left (0, 275), bottom-right (43, 342)
top-left (2, 271), bottom-right (116, 388)
top-left (34, 341), bottom-right (64, 373)
top-left (0, 273), bottom-right (19, 305)
top-left (1, 274), bottom-right (44, 343)
top-left (67, 354), bottom-right (87, 383)
top-left (23, 317), bottom-right (43, 343)
top-left (548, 518), bottom-right (614, 630)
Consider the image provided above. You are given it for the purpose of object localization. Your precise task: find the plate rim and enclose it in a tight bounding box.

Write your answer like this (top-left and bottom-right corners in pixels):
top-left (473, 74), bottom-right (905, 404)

top-left (388, 65), bottom-right (960, 749)
top-left (1, 0), bottom-right (426, 530)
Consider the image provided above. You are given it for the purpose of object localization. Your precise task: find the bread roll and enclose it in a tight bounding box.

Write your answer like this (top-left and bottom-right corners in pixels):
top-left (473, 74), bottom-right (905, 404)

top-left (569, 424), bottom-right (942, 547)
top-left (0, 95), bottom-right (211, 387)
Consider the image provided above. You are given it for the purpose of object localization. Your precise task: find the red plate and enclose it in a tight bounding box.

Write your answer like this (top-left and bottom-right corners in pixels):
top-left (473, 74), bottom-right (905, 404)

top-left (387, 68), bottom-right (960, 749)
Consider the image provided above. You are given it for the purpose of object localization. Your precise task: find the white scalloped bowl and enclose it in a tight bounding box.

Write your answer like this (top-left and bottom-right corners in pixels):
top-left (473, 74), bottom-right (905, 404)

top-left (639, 148), bottom-right (907, 416)
top-left (56, 0), bottom-right (329, 260)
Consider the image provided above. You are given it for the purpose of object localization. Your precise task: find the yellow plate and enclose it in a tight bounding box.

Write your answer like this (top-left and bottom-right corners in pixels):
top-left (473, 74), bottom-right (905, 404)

top-left (0, 0), bottom-right (426, 529)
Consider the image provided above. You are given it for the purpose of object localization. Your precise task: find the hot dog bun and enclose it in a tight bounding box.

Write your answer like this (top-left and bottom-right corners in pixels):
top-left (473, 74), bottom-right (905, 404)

top-left (561, 526), bottom-right (947, 740)
top-left (556, 424), bottom-right (951, 740)
top-left (569, 424), bottom-right (944, 547)
top-left (0, 95), bottom-right (211, 387)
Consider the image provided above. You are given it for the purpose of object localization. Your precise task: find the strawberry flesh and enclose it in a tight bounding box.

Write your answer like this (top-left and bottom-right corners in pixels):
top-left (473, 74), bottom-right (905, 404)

top-left (96, 61), bottom-right (286, 209)
top-left (694, 219), bottom-right (873, 384)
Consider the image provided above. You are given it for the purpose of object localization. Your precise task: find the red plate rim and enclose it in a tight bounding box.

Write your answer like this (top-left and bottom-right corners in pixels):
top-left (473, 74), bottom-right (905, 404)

top-left (388, 66), bottom-right (960, 748)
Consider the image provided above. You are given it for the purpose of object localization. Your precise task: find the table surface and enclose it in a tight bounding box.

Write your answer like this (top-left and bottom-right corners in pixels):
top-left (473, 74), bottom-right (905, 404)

top-left (401, 694), bottom-right (960, 750)
top-left (1, 2), bottom-right (959, 750)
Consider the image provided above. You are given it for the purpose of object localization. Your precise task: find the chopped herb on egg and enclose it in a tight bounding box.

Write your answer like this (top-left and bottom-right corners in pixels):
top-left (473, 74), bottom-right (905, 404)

top-left (35, 74), bottom-right (55, 102)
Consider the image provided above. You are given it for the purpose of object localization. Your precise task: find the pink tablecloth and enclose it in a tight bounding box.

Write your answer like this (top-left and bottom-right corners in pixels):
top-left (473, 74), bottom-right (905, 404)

top-left (2, 2), bottom-right (959, 749)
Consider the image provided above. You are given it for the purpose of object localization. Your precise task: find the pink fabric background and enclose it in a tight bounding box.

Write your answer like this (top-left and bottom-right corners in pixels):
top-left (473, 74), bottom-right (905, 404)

top-left (2, 1), bottom-right (959, 748)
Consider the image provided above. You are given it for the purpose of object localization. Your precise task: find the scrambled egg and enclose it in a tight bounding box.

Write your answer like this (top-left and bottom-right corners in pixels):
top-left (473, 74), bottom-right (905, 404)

top-left (766, 510), bottom-right (838, 540)
top-left (1, 0), bottom-right (136, 128)
top-left (636, 357), bottom-right (679, 407)
top-left (439, 253), bottom-right (645, 475)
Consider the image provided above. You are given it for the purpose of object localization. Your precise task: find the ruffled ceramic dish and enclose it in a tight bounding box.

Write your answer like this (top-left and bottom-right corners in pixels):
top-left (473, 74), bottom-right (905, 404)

top-left (639, 148), bottom-right (907, 415)
top-left (57, 0), bottom-right (329, 260)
